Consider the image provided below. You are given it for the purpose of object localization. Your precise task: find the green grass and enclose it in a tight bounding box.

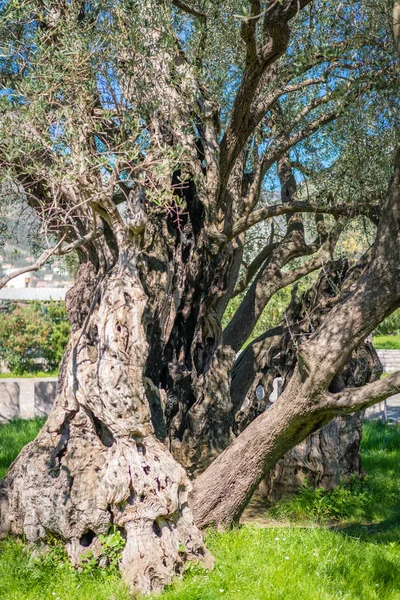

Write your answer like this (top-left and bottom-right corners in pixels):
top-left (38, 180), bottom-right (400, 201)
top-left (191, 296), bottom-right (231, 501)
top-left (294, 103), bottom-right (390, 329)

top-left (266, 420), bottom-right (400, 526)
top-left (373, 335), bottom-right (400, 349)
top-left (0, 418), bottom-right (46, 478)
top-left (0, 540), bottom-right (131, 600)
top-left (159, 526), bottom-right (400, 600)
top-left (1, 420), bottom-right (400, 599)
top-left (0, 371), bottom-right (58, 379)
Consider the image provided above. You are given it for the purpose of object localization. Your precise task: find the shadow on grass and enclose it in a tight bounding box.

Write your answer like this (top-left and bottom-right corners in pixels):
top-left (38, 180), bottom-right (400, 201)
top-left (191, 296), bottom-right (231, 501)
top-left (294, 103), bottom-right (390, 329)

top-left (258, 420), bottom-right (400, 538)
top-left (331, 512), bottom-right (400, 545)
top-left (1, 418), bottom-right (400, 599)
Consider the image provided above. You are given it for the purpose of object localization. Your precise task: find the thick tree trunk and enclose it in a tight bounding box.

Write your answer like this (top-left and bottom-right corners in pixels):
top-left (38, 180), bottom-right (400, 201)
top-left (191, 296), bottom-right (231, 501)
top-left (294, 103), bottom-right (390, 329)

top-left (229, 261), bottom-right (382, 505)
top-left (0, 259), bottom-right (211, 595)
top-left (192, 149), bottom-right (400, 528)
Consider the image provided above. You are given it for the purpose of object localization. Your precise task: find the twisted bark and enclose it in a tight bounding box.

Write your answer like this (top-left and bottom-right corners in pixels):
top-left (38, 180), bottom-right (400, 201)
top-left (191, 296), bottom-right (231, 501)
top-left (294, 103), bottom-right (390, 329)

top-left (0, 257), bottom-right (212, 595)
top-left (191, 150), bottom-right (400, 529)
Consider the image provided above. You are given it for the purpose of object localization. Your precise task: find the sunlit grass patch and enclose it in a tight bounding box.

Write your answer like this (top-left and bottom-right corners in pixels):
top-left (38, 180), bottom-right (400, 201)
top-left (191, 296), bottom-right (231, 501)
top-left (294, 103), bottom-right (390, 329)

top-left (159, 526), bottom-right (400, 600)
top-left (0, 418), bottom-right (45, 479)
top-left (0, 420), bottom-right (400, 599)
top-left (373, 335), bottom-right (400, 349)
top-left (0, 371), bottom-right (58, 379)
top-left (265, 421), bottom-right (400, 527)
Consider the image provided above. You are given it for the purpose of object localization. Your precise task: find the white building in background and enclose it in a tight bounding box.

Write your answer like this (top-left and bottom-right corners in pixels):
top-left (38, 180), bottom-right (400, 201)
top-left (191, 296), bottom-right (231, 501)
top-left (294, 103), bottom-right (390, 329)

top-left (0, 194), bottom-right (74, 292)
top-left (0, 287), bottom-right (66, 301)
top-left (4, 269), bottom-right (34, 289)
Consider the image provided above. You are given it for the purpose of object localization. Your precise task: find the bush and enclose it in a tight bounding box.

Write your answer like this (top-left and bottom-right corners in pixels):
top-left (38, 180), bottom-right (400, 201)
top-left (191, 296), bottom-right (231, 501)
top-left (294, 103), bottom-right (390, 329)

top-left (0, 301), bottom-right (70, 375)
top-left (374, 309), bottom-right (400, 336)
top-left (268, 477), bottom-right (369, 523)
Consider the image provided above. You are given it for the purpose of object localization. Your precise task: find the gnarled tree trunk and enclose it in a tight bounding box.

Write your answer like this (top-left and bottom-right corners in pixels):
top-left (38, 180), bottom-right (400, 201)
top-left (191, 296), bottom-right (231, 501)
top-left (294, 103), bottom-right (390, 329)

top-left (262, 341), bottom-right (382, 501)
top-left (0, 257), bottom-right (212, 595)
top-left (231, 261), bottom-right (383, 503)
top-left (0, 2), bottom-right (399, 596)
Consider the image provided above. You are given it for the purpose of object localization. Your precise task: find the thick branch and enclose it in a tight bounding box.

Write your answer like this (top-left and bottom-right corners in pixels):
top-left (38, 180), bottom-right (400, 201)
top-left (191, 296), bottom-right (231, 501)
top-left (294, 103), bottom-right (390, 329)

top-left (219, 0), bottom-right (312, 191)
top-left (223, 222), bottom-right (342, 352)
top-left (230, 325), bottom-right (283, 414)
top-left (228, 200), bottom-right (370, 241)
top-left (326, 371), bottom-right (400, 414)
top-left (261, 110), bottom-right (338, 176)
top-left (171, 0), bottom-right (208, 67)
top-left (171, 0), bottom-right (207, 19)
top-left (233, 242), bottom-right (278, 296)
top-left (240, 1), bottom-right (262, 66)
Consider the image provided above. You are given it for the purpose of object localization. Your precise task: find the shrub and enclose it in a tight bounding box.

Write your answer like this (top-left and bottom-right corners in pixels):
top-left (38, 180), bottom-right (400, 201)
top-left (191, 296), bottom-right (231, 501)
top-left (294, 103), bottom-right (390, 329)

top-left (374, 309), bottom-right (400, 336)
top-left (44, 302), bottom-right (71, 368)
top-left (0, 301), bottom-right (70, 375)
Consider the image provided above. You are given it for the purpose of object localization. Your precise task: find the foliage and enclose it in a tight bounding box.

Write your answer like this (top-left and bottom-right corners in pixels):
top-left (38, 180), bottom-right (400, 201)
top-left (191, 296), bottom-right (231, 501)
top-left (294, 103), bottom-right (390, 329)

top-left (1, 420), bottom-right (400, 599)
top-left (267, 477), bottom-right (370, 523)
top-left (0, 0), bottom-right (398, 354)
top-left (80, 528), bottom-right (126, 574)
top-left (0, 302), bottom-right (70, 375)
top-left (60, 251), bottom-right (79, 279)
top-left (374, 310), bottom-right (400, 336)
top-left (44, 302), bottom-right (71, 368)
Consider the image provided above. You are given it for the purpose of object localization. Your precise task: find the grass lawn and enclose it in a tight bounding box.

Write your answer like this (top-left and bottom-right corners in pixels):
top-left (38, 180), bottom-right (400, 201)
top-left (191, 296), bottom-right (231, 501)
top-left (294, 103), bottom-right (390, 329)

top-left (0, 371), bottom-right (58, 379)
top-left (1, 420), bottom-right (400, 599)
top-left (373, 335), bottom-right (400, 350)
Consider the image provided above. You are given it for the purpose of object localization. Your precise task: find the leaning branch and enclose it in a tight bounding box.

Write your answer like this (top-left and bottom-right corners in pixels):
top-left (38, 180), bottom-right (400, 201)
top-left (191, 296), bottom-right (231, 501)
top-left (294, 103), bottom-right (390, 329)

top-left (261, 110), bottom-right (338, 178)
top-left (325, 370), bottom-right (400, 414)
top-left (0, 236), bottom-right (66, 290)
top-left (171, 0), bottom-right (207, 19)
top-left (233, 241), bottom-right (278, 296)
top-left (219, 0), bottom-right (313, 190)
top-left (0, 227), bottom-right (102, 290)
top-left (228, 200), bottom-right (372, 241)
top-left (171, 0), bottom-right (208, 67)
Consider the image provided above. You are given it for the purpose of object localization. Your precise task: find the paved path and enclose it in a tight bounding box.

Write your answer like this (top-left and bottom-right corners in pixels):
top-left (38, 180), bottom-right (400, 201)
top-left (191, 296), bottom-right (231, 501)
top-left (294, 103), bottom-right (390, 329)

top-left (376, 350), bottom-right (400, 373)
top-left (365, 394), bottom-right (400, 423)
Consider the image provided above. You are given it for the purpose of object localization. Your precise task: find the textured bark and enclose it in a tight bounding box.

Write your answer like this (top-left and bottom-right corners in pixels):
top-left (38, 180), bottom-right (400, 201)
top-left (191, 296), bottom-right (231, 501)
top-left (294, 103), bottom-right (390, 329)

top-left (137, 183), bottom-right (237, 476)
top-left (260, 412), bottom-right (365, 501)
top-left (262, 341), bottom-right (382, 500)
top-left (192, 155), bottom-right (400, 528)
top-left (232, 266), bottom-right (383, 503)
top-left (0, 258), bottom-right (212, 595)
top-left (1, 4), bottom-right (398, 594)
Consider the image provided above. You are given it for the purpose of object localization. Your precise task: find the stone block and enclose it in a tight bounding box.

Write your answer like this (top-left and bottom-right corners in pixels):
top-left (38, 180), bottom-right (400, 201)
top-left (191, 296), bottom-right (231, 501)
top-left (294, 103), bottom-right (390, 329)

top-left (34, 381), bottom-right (57, 417)
top-left (0, 382), bottom-right (20, 423)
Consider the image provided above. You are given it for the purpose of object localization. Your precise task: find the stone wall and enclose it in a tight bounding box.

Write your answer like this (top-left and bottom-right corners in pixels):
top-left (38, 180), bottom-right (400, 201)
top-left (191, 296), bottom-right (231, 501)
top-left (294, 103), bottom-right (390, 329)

top-left (0, 378), bottom-right (57, 423)
top-left (376, 350), bottom-right (400, 373)
top-left (0, 353), bottom-right (398, 425)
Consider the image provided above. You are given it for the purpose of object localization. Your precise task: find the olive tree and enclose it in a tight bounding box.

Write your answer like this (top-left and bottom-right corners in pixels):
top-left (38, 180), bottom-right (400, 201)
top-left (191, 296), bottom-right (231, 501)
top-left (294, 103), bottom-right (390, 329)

top-left (0, 0), bottom-right (399, 594)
